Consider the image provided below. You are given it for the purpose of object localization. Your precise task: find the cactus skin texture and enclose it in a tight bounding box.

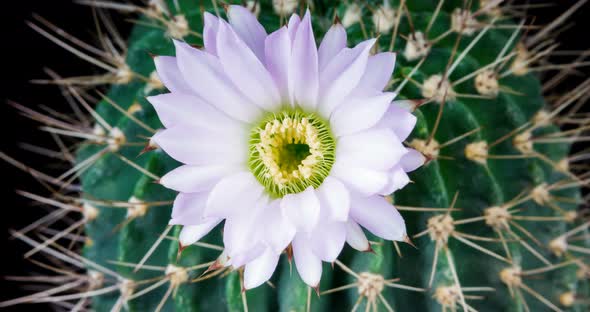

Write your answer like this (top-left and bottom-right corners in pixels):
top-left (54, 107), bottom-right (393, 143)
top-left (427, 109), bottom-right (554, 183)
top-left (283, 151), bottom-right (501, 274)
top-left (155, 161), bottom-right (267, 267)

top-left (32, 0), bottom-right (587, 311)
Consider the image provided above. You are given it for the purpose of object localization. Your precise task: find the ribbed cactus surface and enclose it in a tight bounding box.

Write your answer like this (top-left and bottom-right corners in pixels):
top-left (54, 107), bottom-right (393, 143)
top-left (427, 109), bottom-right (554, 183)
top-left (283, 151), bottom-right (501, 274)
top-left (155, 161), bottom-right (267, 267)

top-left (66, 0), bottom-right (589, 311)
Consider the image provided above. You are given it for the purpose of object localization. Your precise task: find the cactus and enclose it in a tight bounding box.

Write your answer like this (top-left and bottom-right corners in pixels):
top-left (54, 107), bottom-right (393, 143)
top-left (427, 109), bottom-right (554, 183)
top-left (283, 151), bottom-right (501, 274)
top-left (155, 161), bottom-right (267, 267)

top-left (2, 0), bottom-right (590, 311)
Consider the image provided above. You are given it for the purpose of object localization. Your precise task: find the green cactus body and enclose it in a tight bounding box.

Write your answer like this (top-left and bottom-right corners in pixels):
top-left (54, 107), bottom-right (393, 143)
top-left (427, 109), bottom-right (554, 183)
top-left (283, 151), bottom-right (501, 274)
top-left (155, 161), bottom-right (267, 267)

top-left (72, 0), bottom-right (589, 311)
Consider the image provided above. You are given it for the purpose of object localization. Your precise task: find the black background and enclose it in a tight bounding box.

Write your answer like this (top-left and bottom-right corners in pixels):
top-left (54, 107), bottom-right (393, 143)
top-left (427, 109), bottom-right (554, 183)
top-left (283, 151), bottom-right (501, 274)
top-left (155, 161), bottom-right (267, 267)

top-left (0, 0), bottom-right (588, 310)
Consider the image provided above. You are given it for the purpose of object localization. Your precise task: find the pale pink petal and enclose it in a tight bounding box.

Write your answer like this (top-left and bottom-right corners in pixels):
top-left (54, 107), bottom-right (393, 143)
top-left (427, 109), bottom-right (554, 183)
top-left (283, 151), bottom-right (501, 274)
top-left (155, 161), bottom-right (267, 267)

top-left (244, 248), bottom-right (280, 289)
top-left (154, 56), bottom-right (192, 93)
top-left (287, 14), bottom-right (301, 41)
top-left (345, 220), bottom-right (370, 251)
top-left (265, 27), bottom-right (293, 105)
top-left (376, 101), bottom-right (417, 141)
top-left (317, 177), bottom-right (350, 222)
top-left (310, 221), bottom-right (346, 262)
top-left (152, 126), bottom-right (246, 165)
top-left (216, 21), bottom-right (280, 111)
top-left (379, 166), bottom-right (410, 196)
top-left (331, 161), bottom-right (389, 196)
top-left (203, 12), bottom-right (220, 55)
top-left (227, 5), bottom-right (267, 62)
top-left (148, 93), bottom-right (246, 135)
top-left (336, 128), bottom-right (407, 170)
top-left (160, 165), bottom-right (238, 193)
top-left (318, 23), bottom-right (347, 71)
top-left (400, 148), bottom-right (425, 172)
top-left (262, 200), bottom-right (296, 254)
top-left (356, 52), bottom-right (396, 93)
top-left (280, 186), bottom-right (320, 232)
top-left (170, 192), bottom-right (208, 225)
top-left (291, 11), bottom-right (319, 110)
top-left (173, 40), bottom-right (262, 122)
top-left (330, 92), bottom-right (396, 137)
top-left (292, 234), bottom-right (322, 287)
top-left (349, 194), bottom-right (406, 241)
top-left (205, 172), bottom-right (263, 218)
top-left (178, 221), bottom-right (222, 246)
top-left (318, 39), bottom-right (376, 118)
top-left (222, 196), bottom-right (267, 251)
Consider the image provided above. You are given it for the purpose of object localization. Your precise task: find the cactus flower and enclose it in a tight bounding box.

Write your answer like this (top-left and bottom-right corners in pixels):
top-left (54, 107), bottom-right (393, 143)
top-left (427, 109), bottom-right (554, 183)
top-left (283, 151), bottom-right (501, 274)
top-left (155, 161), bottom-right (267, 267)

top-left (148, 5), bottom-right (423, 289)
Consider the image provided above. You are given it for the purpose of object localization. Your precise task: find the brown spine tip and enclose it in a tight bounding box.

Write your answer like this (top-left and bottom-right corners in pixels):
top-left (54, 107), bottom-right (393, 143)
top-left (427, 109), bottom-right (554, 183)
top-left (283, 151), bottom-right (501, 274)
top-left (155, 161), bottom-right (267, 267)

top-left (313, 285), bottom-right (321, 296)
top-left (365, 243), bottom-right (376, 254)
top-left (147, 52), bottom-right (157, 59)
top-left (138, 144), bottom-right (157, 157)
top-left (333, 14), bottom-right (341, 25)
top-left (176, 242), bottom-right (187, 261)
top-left (403, 235), bottom-right (418, 249)
top-left (189, 43), bottom-right (203, 49)
top-left (152, 179), bottom-right (161, 184)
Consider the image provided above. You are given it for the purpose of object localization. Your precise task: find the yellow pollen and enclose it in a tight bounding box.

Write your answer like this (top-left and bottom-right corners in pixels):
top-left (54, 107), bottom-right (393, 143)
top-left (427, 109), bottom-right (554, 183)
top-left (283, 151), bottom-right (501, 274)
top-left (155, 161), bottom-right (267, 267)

top-left (256, 117), bottom-right (322, 187)
top-left (248, 110), bottom-right (335, 197)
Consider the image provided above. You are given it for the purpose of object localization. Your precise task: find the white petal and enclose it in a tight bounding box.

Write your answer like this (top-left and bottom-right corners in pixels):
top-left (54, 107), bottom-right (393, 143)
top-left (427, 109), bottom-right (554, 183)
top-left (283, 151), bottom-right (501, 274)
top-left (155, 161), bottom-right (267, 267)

top-left (349, 194), bottom-right (406, 241)
top-left (227, 5), bottom-right (267, 62)
top-left (317, 177), bottom-right (350, 222)
top-left (174, 40), bottom-right (262, 122)
top-left (356, 52), bottom-right (396, 93)
top-left (152, 126), bottom-right (246, 165)
top-left (244, 248), bottom-right (280, 289)
top-left (293, 234), bottom-right (322, 287)
top-left (170, 192), bottom-right (208, 225)
top-left (178, 220), bottom-right (222, 246)
top-left (205, 172), bottom-right (263, 218)
top-left (336, 128), bottom-right (407, 171)
top-left (331, 92), bottom-right (396, 137)
top-left (265, 27), bottom-right (293, 105)
top-left (287, 14), bottom-right (301, 41)
top-left (229, 244), bottom-right (266, 268)
top-left (216, 21), bottom-right (280, 110)
top-left (400, 148), bottom-right (425, 172)
top-left (148, 93), bottom-right (246, 135)
top-left (154, 56), bottom-right (192, 93)
top-left (262, 200), bottom-right (296, 254)
top-left (345, 220), bottom-right (370, 251)
top-left (331, 161), bottom-right (389, 196)
top-left (318, 39), bottom-right (376, 118)
top-left (203, 12), bottom-right (220, 55)
top-left (291, 11), bottom-right (319, 110)
top-left (280, 186), bottom-right (321, 232)
top-left (160, 165), bottom-right (238, 193)
top-left (379, 166), bottom-right (410, 196)
top-left (310, 222), bottom-right (346, 262)
top-left (318, 24), bottom-right (347, 71)
top-left (223, 196), bottom-right (268, 257)
top-left (376, 102), bottom-right (417, 141)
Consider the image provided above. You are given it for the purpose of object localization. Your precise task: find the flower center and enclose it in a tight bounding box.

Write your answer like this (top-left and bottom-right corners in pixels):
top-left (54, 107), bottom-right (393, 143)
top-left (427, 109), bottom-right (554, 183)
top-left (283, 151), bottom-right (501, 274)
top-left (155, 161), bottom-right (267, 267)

top-left (248, 109), bottom-right (335, 198)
